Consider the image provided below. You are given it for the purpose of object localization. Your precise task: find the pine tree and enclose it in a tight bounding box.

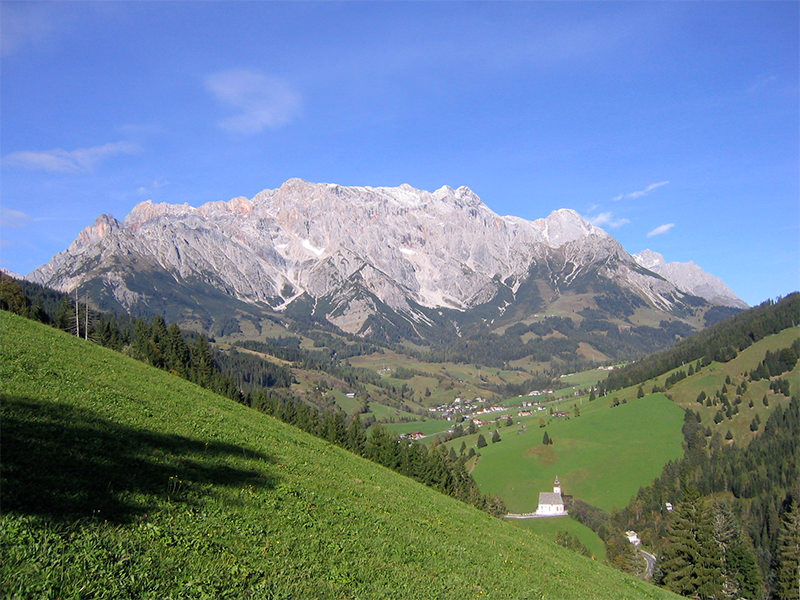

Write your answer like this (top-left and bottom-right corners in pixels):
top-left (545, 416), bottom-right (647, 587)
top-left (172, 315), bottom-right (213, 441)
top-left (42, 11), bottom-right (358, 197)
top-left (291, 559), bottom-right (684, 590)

top-left (777, 501), bottom-right (800, 600)
top-left (660, 487), bottom-right (724, 599)
top-left (0, 274), bottom-right (29, 315)
top-left (191, 336), bottom-right (214, 388)
top-left (491, 430), bottom-right (501, 443)
top-left (542, 431), bottom-right (551, 445)
top-left (345, 414), bottom-right (366, 455)
top-left (476, 434), bottom-right (487, 448)
top-left (714, 502), bottom-right (762, 599)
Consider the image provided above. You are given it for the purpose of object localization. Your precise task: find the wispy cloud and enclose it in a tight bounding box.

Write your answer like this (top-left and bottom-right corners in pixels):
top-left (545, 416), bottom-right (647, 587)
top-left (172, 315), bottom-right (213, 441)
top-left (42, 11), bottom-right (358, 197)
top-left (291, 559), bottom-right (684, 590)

top-left (137, 179), bottom-right (170, 196)
top-left (0, 208), bottom-right (32, 228)
top-left (205, 69), bottom-right (301, 134)
top-left (589, 212), bottom-right (630, 229)
top-left (612, 181), bottom-right (670, 202)
top-left (4, 141), bottom-right (139, 173)
top-left (647, 223), bottom-right (675, 237)
top-left (747, 74), bottom-right (778, 94)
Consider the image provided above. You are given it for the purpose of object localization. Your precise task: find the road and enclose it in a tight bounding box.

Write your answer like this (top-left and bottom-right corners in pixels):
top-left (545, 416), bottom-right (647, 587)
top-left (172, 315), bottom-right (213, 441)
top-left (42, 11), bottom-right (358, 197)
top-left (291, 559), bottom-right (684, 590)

top-left (640, 549), bottom-right (657, 579)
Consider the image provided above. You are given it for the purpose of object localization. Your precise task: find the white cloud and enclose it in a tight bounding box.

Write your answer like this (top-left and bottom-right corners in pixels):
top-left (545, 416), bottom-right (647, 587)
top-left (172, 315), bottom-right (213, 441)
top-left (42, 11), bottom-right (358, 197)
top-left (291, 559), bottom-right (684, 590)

top-left (4, 141), bottom-right (139, 173)
top-left (205, 69), bottom-right (301, 134)
top-left (612, 181), bottom-right (670, 202)
top-left (589, 211), bottom-right (630, 229)
top-left (647, 223), bottom-right (675, 237)
top-left (0, 208), bottom-right (32, 228)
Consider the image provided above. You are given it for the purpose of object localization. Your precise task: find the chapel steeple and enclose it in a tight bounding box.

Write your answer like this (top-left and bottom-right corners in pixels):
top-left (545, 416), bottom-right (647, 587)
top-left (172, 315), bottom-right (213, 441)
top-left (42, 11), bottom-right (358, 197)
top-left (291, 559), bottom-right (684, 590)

top-left (553, 476), bottom-right (561, 495)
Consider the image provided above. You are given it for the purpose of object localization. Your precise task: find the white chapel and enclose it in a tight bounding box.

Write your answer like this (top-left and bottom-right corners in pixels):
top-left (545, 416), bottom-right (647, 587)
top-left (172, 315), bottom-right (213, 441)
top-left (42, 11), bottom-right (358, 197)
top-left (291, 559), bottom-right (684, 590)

top-left (535, 476), bottom-right (566, 516)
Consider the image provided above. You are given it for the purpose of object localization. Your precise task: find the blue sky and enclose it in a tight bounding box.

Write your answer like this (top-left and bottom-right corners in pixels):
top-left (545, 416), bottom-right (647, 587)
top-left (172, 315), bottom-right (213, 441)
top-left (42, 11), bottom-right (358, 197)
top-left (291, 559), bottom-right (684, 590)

top-left (1, 1), bottom-right (797, 306)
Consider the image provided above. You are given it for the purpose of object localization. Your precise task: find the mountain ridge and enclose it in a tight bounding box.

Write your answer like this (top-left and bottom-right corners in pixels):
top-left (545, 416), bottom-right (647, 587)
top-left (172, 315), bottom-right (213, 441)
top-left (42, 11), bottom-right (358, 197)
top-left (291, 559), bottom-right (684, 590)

top-left (28, 179), bottom-right (745, 346)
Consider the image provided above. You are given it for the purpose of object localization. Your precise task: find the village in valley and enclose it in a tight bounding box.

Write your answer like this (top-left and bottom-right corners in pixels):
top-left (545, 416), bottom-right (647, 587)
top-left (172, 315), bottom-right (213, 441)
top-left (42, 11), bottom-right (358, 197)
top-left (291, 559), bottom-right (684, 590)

top-left (397, 381), bottom-right (589, 443)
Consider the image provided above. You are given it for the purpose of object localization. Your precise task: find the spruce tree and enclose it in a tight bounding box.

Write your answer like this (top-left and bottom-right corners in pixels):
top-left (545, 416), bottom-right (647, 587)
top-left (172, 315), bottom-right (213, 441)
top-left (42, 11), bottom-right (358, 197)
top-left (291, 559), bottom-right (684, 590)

top-left (660, 487), bottom-right (724, 599)
top-left (714, 502), bottom-right (762, 599)
top-left (777, 501), bottom-right (800, 600)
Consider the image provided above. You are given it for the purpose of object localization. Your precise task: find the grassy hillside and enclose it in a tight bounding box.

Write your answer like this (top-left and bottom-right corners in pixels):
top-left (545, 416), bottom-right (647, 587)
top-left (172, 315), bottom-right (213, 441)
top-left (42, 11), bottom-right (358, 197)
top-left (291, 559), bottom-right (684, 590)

top-left (510, 516), bottom-right (607, 562)
top-left (0, 311), bottom-right (679, 599)
top-left (660, 325), bottom-right (799, 444)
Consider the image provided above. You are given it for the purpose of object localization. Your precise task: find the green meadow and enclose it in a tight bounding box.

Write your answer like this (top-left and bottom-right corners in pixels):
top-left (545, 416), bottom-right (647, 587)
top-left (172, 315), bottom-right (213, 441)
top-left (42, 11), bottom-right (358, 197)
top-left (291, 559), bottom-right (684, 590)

top-left (0, 311), bottom-right (679, 599)
top-left (469, 393), bottom-right (685, 513)
top-left (509, 516), bottom-right (607, 562)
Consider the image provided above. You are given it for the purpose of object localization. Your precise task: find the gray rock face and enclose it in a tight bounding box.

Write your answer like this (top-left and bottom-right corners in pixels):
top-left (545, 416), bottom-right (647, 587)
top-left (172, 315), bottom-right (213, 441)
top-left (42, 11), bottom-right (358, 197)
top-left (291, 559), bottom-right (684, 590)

top-left (633, 250), bottom-right (747, 309)
top-left (28, 179), bottom-right (743, 335)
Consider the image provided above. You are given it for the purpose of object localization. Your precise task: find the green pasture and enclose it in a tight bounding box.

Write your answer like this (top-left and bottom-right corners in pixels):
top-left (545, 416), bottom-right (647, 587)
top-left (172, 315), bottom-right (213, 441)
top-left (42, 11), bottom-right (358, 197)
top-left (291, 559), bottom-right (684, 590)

top-left (560, 367), bottom-right (613, 389)
top-left (469, 393), bottom-right (685, 513)
top-left (0, 311), bottom-right (680, 599)
top-left (509, 516), bottom-right (606, 562)
top-left (384, 420), bottom-right (451, 436)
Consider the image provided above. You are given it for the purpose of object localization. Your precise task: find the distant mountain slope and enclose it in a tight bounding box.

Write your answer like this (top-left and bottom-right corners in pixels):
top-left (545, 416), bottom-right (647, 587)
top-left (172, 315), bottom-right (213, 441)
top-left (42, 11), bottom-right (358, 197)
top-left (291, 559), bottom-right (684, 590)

top-left (28, 179), bottom-right (742, 349)
top-left (0, 311), bottom-right (679, 599)
top-left (633, 249), bottom-right (748, 309)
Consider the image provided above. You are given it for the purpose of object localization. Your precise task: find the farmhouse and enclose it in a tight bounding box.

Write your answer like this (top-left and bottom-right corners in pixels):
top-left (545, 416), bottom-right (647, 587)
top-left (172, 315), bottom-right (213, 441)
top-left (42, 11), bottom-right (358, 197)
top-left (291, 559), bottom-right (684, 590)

top-left (625, 531), bottom-right (641, 546)
top-left (535, 477), bottom-right (567, 517)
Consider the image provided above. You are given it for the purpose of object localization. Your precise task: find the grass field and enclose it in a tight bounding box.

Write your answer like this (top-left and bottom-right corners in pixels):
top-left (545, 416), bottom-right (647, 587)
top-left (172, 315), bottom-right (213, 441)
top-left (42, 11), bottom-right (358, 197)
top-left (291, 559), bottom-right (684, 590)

top-left (509, 517), bottom-right (606, 562)
top-left (468, 393), bottom-right (685, 513)
top-left (559, 367), bottom-right (615, 389)
top-left (0, 311), bottom-right (679, 599)
top-left (384, 419), bottom-right (451, 436)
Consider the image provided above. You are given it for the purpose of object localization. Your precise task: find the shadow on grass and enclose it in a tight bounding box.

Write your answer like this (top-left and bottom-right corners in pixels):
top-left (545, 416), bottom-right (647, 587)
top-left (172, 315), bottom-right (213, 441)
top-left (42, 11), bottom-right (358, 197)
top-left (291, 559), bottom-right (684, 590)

top-left (0, 395), bottom-right (277, 523)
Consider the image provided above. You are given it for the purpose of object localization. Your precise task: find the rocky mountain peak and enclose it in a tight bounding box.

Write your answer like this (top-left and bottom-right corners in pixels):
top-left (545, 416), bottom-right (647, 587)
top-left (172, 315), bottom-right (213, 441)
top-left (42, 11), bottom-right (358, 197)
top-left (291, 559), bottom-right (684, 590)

top-left (73, 214), bottom-right (121, 248)
top-left (633, 250), bottom-right (747, 309)
top-left (534, 208), bottom-right (605, 247)
top-left (27, 178), bottom-right (745, 339)
top-left (634, 249), bottom-right (666, 270)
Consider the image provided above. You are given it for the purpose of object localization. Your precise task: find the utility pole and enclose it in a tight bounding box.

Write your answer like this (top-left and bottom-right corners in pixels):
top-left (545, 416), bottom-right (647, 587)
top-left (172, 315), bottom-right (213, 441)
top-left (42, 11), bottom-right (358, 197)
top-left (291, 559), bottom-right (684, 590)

top-left (74, 289), bottom-right (80, 338)
top-left (84, 294), bottom-right (89, 341)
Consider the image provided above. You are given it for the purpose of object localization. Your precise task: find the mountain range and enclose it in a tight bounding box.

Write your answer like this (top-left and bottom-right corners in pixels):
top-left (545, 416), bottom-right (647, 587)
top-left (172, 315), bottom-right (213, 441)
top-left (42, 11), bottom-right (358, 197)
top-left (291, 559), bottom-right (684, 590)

top-left (28, 179), bottom-right (745, 354)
